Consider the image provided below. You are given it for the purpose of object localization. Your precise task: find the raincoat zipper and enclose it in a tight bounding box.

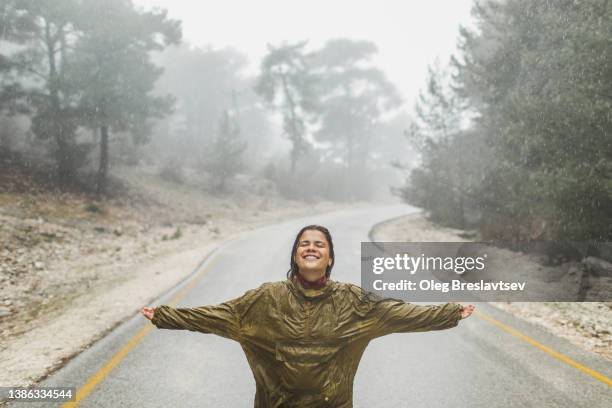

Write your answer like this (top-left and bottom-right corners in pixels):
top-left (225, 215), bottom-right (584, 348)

top-left (304, 300), bottom-right (312, 338)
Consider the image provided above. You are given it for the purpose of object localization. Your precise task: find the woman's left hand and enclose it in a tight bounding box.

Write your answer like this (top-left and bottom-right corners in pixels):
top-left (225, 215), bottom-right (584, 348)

top-left (461, 304), bottom-right (475, 319)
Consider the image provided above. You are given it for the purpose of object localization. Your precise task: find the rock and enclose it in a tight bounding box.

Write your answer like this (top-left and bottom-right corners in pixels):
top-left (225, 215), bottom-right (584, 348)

top-left (583, 257), bottom-right (612, 278)
top-left (585, 277), bottom-right (612, 301)
top-left (0, 306), bottom-right (12, 317)
top-left (592, 242), bottom-right (612, 264)
top-left (567, 265), bottom-right (579, 275)
top-left (40, 231), bottom-right (57, 240)
top-left (34, 261), bottom-right (45, 270)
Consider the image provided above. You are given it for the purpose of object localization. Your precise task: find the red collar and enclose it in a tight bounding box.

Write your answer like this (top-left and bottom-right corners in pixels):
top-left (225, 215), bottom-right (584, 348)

top-left (295, 273), bottom-right (328, 289)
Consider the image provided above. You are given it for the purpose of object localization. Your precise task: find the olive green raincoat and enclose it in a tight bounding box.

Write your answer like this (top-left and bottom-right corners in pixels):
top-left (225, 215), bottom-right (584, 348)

top-left (152, 278), bottom-right (463, 407)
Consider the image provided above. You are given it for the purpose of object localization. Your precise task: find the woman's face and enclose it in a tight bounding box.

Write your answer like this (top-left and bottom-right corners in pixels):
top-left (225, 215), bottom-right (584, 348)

top-left (294, 229), bottom-right (332, 282)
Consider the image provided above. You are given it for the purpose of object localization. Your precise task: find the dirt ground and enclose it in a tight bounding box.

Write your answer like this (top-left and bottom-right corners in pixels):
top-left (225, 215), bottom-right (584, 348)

top-left (371, 212), bottom-right (612, 361)
top-left (0, 165), bottom-right (351, 387)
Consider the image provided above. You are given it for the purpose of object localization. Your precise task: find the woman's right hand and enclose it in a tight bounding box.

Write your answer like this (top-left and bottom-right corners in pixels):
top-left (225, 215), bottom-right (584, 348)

top-left (141, 306), bottom-right (156, 321)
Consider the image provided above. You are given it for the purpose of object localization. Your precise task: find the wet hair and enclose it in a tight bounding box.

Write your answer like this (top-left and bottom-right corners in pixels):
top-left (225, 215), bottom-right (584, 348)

top-left (286, 225), bottom-right (335, 279)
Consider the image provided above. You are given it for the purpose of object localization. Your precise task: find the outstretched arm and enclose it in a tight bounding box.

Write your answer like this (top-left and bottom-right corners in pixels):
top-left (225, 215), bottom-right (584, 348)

top-left (347, 285), bottom-right (475, 339)
top-left (372, 300), bottom-right (466, 338)
top-left (142, 303), bottom-right (240, 341)
top-left (141, 285), bottom-right (268, 342)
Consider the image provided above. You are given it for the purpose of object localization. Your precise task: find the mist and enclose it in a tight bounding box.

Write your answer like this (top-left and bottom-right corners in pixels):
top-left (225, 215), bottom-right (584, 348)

top-left (1, 0), bottom-right (611, 398)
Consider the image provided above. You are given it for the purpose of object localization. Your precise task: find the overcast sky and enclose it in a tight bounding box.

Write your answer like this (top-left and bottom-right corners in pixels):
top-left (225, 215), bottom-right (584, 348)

top-left (133, 0), bottom-right (475, 109)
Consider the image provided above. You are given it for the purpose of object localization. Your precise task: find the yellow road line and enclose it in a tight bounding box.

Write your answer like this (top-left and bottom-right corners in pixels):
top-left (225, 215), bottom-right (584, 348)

top-left (476, 310), bottom-right (612, 387)
top-left (61, 257), bottom-right (218, 408)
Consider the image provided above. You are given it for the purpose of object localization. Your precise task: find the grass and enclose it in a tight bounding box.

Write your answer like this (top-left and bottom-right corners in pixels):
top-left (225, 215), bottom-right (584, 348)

top-left (85, 202), bottom-right (105, 214)
top-left (161, 226), bottom-right (182, 241)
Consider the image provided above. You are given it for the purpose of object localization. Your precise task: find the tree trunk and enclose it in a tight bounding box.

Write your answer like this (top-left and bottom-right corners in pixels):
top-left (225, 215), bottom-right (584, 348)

top-left (280, 71), bottom-right (300, 174)
top-left (45, 19), bottom-right (71, 184)
top-left (97, 125), bottom-right (109, 196)
top-left (290, 148), bottom-right (297, 174)
top-left (456, 142), bottom-right (466, 229)
top-left (347, 133), bottom-right (354, 169)
top-left (217, 176), bottom-right (226, 193)
top-left (56, 135), bottom-right (72, 184)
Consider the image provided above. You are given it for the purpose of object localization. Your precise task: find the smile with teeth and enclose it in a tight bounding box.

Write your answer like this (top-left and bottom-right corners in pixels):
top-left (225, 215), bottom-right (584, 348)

top-left (303, 254), bottom-right (320, 260)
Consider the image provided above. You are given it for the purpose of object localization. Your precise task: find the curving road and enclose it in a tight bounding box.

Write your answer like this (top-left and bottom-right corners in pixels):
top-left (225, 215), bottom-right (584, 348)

top-left (9, 205), bottom-right (612, 407)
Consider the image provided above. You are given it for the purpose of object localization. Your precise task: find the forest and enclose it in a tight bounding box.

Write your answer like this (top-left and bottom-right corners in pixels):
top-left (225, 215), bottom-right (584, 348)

top-left (1, 0), bottom-right (610, 241)
top-left (0, 0), bottom-right (408, 203)
top-left (400, 0), bottom-right (612, 242)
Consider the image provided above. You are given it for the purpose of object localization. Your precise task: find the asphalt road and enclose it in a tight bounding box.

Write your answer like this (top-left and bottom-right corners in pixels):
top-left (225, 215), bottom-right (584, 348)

top-left (9, 205), bottom-right (612, 407)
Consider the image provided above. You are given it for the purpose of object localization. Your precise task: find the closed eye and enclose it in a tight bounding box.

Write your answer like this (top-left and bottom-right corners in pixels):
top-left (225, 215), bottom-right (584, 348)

top-left (299, 240), bottom-right (326, 248)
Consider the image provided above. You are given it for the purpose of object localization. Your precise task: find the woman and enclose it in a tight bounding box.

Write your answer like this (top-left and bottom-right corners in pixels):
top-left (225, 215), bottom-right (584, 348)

top-left (142, 225), bottom-right (475, 407)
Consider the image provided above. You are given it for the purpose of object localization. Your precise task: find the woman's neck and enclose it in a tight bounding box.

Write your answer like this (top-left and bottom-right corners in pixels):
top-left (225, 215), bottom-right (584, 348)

top-left (295, 272), bottom-right (328, 289)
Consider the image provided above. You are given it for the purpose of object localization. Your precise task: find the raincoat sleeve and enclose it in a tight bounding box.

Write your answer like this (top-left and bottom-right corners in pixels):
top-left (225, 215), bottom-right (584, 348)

top-left (370, 299), bottom-right (463, 338)
top-left (151, 285), bottom-right (267, 341)
top-left (347, 285), bottom-right (463, 339)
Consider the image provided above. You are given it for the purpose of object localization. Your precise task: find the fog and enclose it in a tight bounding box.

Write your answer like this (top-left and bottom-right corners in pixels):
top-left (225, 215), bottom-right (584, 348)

top-left (134, 0), bottom-right (474, 102)
top-left (1, 0), bottom-right (610, 233)
top-left (0, 0), bottom-right (475, 203)
top-left (1, 0), bottom-right (611, 396)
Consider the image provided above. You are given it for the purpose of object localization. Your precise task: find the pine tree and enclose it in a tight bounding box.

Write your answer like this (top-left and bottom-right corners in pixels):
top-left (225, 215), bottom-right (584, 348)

top-left (204, 109), bottom-right (246, 192)
top-left (255, 42), bottom-right (317, 173)
top-left (69, 0), bottom-right (181, 195)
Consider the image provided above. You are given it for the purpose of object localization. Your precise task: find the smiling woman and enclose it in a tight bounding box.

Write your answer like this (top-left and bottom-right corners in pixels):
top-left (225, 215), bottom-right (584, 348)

top-left (142, 225), bottom-right (474, 407)
top-left (288, 225), bottom-right (335, 284)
